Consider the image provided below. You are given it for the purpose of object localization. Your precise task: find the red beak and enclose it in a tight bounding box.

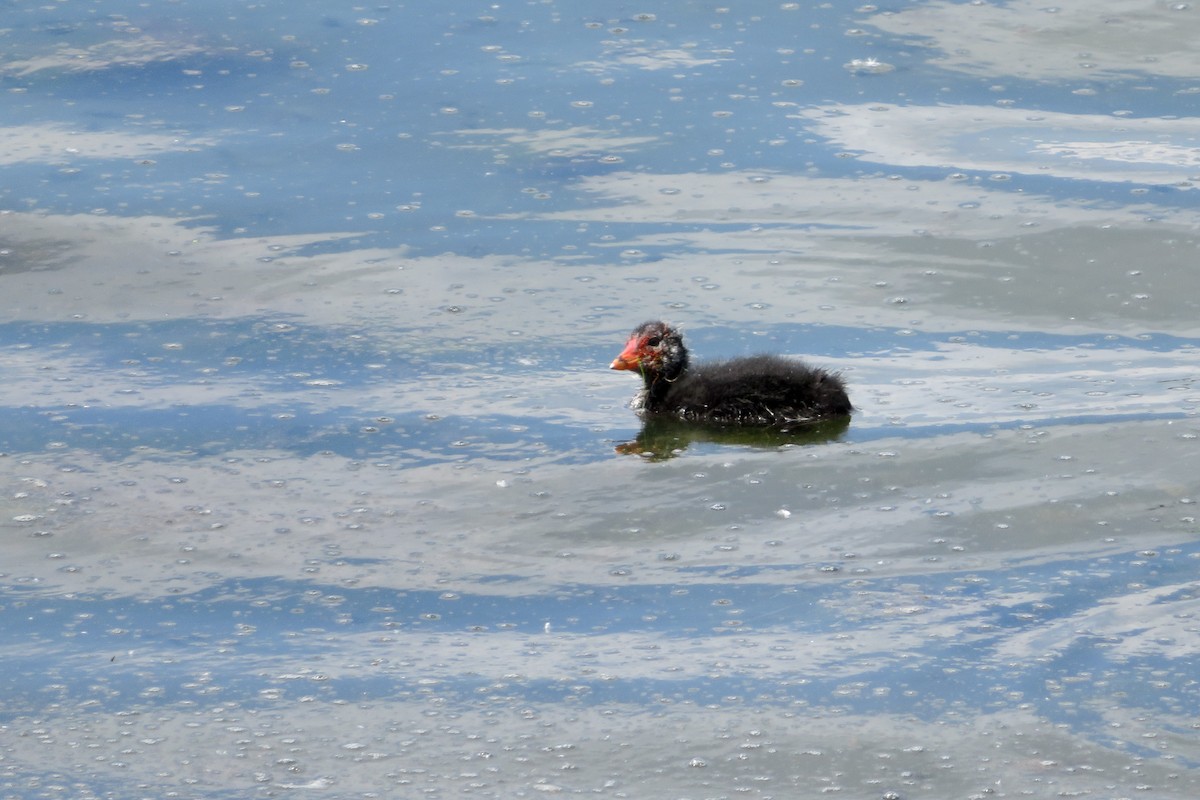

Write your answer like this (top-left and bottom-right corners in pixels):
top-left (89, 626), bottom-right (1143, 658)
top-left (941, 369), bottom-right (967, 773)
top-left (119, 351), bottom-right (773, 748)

top-left (610, 337), bottom-right (642, 371)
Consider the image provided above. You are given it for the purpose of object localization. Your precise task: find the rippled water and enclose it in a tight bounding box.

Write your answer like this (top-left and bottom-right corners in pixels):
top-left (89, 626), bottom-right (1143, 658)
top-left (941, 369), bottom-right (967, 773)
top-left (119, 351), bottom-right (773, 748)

top-left (2, 1), bottom-right (1199, 797)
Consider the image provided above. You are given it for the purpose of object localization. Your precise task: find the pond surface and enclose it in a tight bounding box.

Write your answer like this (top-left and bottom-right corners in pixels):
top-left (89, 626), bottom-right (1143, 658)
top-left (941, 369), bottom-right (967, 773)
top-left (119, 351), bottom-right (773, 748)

top-left (2, 0), bottom-right (1200, 797)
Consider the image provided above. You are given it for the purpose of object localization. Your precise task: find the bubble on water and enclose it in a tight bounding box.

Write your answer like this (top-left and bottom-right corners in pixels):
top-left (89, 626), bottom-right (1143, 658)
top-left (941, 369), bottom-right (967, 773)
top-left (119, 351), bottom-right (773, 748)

top-left (844, 57), bottom-right (894, 74)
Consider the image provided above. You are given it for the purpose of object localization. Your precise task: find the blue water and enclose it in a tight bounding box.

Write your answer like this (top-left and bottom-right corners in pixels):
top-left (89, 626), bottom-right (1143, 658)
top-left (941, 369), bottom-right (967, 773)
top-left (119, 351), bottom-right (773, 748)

top-left (2, 1), bottom-right (1200, 797)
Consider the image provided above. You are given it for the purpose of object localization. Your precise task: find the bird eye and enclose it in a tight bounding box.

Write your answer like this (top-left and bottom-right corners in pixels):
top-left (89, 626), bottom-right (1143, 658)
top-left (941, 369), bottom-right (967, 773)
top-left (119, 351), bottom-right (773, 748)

top-left (646, 336), bottom-right (662, 347)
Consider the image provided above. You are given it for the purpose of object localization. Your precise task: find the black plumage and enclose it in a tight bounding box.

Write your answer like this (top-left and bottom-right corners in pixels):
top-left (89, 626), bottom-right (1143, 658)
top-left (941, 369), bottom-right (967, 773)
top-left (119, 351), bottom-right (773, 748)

top-left (610, 320), bottom-right (851, 425)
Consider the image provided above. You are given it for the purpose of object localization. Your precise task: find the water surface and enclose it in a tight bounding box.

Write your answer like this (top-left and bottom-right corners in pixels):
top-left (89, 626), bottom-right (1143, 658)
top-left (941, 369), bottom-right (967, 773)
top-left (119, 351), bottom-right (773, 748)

top-left (2, 1), bottom-right (1199, 797)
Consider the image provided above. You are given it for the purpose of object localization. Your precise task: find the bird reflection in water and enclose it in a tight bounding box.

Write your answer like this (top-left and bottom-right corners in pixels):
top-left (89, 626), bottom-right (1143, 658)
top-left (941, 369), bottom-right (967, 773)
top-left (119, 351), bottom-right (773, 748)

top-left (615, 415), bottom-right (850, 460)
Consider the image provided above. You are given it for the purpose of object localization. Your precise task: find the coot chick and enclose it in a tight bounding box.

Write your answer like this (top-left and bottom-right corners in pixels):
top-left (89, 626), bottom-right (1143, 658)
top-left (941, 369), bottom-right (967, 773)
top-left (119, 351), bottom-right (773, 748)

top-left (610, 320), bottom-right (851, 425)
